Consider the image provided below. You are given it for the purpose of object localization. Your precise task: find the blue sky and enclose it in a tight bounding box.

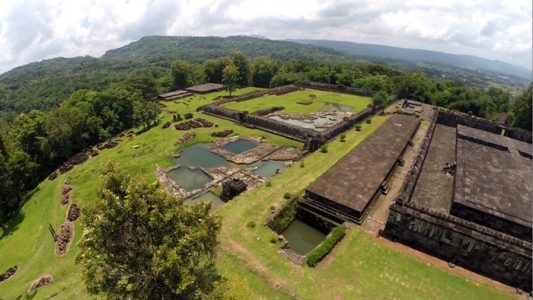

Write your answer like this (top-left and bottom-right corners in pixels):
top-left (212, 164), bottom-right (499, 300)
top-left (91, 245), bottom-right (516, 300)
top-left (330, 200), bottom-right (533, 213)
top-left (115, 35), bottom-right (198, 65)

top-left (0, 0), bottom-right (531, 73)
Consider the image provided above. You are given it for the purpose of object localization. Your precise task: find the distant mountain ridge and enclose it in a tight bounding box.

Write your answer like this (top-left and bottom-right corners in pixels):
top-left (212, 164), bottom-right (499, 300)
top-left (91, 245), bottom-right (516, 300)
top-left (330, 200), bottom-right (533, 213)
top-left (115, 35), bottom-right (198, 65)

top-left (290, 39), bottom-right (532, 79)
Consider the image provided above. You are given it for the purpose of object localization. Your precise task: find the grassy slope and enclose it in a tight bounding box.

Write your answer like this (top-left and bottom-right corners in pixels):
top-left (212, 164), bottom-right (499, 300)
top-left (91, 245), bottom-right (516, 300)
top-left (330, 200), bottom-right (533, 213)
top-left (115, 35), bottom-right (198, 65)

top-left (223, 89), bottom-right (372, 114)
top-left (0, 88), bottom-right (512, 299)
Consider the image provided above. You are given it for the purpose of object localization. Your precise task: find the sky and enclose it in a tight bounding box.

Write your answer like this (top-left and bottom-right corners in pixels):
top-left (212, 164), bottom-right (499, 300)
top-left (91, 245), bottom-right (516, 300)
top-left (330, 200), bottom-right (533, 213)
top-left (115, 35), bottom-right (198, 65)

top-left (0, 0), bottom-right (531, 74)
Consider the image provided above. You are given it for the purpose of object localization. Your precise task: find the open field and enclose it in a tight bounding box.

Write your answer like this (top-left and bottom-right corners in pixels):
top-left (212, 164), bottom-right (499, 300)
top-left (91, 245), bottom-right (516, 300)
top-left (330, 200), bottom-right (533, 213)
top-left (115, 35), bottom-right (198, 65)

top-left (0, 88), bottom-right (516, 299)
top-left (223, 89), bottom-right (372, 114)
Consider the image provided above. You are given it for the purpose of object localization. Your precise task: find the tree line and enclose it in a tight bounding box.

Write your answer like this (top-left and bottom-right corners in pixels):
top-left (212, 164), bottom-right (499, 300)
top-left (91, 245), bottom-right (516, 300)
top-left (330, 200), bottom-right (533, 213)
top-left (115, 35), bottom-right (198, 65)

top-left (0, 76), bottom-right (160, 226)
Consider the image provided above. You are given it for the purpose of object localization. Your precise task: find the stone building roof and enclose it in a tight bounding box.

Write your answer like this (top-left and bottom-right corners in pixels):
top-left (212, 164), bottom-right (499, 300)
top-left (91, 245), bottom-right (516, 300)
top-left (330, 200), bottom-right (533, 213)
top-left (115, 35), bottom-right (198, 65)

top-left (306, 114), bottom-right (419, 215)
top-left (454, 125), bottom-right (532, 227)
top-left (185, 83), bottom-right (224, 94)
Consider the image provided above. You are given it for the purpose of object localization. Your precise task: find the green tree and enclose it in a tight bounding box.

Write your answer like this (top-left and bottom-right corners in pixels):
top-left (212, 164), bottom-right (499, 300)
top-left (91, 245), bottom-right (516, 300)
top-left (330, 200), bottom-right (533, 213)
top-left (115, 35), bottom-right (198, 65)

top-left (512, 85), bottom-right (532, 130)
top-left (232, 52), bottom-right (250, 86)
top-left (77, 163), bottom-right (222, 299)
top-left (171, 60), bottom-right (193, 90)
top-left (203, 57), bottom-right (232, 83)
top-left (222, 63), bottom-right (239, 96)
top-left (487, 86), bottom-right (511, 112)
top-left (251, 57), bottom-right (278, 88)
top-left (372, 90), bottom-right (390, 109)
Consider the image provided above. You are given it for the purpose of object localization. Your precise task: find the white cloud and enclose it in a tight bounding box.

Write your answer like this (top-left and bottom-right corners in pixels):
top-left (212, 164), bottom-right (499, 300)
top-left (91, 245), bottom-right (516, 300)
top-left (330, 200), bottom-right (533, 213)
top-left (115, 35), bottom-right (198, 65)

top-left (0, 0), bottom-right (531, 74)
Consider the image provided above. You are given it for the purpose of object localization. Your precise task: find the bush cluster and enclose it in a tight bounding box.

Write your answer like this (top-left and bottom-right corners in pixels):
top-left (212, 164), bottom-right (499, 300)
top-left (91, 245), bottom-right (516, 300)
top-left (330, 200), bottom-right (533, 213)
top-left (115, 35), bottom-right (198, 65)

top-left (306, 225), bottom-right (346, 267)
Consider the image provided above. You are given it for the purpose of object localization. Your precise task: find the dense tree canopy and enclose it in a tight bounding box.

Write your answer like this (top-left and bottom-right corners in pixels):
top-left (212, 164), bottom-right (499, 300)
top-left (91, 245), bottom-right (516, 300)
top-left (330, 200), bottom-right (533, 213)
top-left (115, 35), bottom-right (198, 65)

top-left (77, 163), bottom-right (222, 299)
top-left (512, 85), bottom-right (532, 131)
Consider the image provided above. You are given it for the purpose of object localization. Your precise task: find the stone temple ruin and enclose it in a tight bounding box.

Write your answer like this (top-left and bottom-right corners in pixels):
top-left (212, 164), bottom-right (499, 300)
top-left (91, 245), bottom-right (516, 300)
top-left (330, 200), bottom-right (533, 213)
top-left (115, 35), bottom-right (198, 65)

top-left (300, 114), bottom-right (420, 224)
top-left (382, 109), bottom-right (532, 291)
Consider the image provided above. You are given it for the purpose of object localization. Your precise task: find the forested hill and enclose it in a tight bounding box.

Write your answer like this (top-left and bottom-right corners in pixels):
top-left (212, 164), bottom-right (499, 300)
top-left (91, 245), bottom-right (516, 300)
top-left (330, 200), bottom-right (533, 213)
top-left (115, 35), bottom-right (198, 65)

top-left (291, 39), bottom-right (532, 80)
top-left (0, 36), bottom-right (348, 113)
top-left (101, 36), bottom-right (348, 65)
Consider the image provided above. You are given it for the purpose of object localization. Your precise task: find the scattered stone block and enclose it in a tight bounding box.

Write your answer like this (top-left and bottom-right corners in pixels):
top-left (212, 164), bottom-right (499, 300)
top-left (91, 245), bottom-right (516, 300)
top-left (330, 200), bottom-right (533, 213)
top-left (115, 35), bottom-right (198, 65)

top-left (0, 266), bottom-right (18, 283)
top-left (29, 275), bottom-right (53, 292)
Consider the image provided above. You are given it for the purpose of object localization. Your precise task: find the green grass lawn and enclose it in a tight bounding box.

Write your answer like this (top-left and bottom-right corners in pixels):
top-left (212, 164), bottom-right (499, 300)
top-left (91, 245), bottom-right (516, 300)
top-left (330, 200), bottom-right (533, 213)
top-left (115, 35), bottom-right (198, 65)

top-left (0, 88), bottom-right (514, 299)
top-left (223, 88), bottom-right (372, 114)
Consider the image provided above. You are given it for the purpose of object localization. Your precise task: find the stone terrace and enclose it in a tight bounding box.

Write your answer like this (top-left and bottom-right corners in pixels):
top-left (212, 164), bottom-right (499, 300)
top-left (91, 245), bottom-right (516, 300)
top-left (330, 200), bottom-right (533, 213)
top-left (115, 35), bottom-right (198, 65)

top-left (410, 124), bottom-right (456, 213)
top-left (453, 125), bottom-right (532, 239)
top-left (302, 114), bottom-right (420, 223)
top-left (185, 83), bottom-right (224, 94)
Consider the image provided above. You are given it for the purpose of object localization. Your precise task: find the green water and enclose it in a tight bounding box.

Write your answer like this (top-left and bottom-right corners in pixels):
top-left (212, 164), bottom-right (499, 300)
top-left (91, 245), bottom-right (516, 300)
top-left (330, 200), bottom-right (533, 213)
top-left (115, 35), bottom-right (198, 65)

top-left (183, 192), bottom-right (224, 210)
top-left (168, 167), bottom-right (213, 192)
top-left (175, 144), bottom-right (233, 168)
top-left (282, 219), bottom-right (327, 255)
top-left (222, 139), bottom-right (258, 154)
top-left (254, 160), bottom-right (285, 178)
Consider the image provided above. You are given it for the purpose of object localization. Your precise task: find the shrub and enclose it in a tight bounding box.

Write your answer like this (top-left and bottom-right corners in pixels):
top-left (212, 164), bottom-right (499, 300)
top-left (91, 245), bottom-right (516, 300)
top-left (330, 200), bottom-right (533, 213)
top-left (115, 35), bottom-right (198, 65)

top-left (320, 145), bottom-right (328, 153)
top-left (283, 192), bottom-right (293, 199)
top-left (415, 112), bottom-right (420, 118)
top-left (306, 225), bottom-right (346, 267)
top-left (266, 181), bottom-right (272, 187)
top-left (269, 205), bottom-right (276, 211)
top-left (246, 221), bottom-right (256, 229)
top-left (366, 118), bottom-right (372, 124)
top-left (355, 125), bottom-right (361, 131)
top-left (300, 161), bottom-right (305, 168)
top-left (340, 133), bottom-right (346, 142)
top-left (270, 237), bottom-right (277, 244)
top-left (184, 113), bottom-right (193, 119)
top-left (210, 185), bottom-right (222, 197)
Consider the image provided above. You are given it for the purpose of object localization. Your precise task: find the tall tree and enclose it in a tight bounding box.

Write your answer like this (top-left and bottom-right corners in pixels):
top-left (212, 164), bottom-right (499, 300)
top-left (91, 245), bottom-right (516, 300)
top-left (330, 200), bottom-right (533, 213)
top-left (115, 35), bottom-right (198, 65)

top-left (512, 85), bottom-right (532, 130)
top-left (203, 57), bottom-right (232, 83)
top-left (251, 57), bottom-right (278, 88)
top-left (77, 163), bottom-right (222, 299)
top-left (222, 63), bottom-right (239, 97)
top-left (171, 60), bottom-right (192, 90)
top-left (232, 52), bottom-right (250, 86)
top-left (372, 90), bottom-right (391, 109)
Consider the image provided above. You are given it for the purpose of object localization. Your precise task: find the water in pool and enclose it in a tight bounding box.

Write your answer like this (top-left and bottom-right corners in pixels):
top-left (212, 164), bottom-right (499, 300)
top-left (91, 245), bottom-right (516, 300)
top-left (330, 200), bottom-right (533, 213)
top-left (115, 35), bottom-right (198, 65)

top-left (222, 139), bottom-right (258, 154)
top-left (254, 160), bottom-right (285, 178)
top-left (175, 144), bottom-right (231, 168)
top-left (184, 192), bottom-right (224, 210)
top-left (282, 219), bottom-right (327, 255)
top-left (168, 167), bottom-right (213, 192)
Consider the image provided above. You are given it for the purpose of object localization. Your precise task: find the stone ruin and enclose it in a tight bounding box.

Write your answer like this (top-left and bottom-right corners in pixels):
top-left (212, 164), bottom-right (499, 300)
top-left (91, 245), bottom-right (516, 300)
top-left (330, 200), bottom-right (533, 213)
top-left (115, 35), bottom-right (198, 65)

top-left (29, 275), bottom-right (53, 292)
top-left (199, 82), bottom-right (379, 151)
top-left (162, 121), bottom-right (172, 129)
top-left (221, 178), bottom-right (247, 201)
top-left (60, 182), bottom-right (73, 206)
top-left (97, 140), bottom-right (119, 150)
top-left (211, 129), bottom-right (233, 138)
top-left (58, 148), bottom-right (98, 173)
top-left (173, 132), bottom-right (196, 146)
top-left (56, 223), bottom-right (73, 256)
top-left (67, 203), bottom-right (80, 222)
top-left (175, 118), bottom-right (214, 130)
top-left (0, 266), bottom-right (18, 283)
top-left (382, 109), bottom-right (533, 291)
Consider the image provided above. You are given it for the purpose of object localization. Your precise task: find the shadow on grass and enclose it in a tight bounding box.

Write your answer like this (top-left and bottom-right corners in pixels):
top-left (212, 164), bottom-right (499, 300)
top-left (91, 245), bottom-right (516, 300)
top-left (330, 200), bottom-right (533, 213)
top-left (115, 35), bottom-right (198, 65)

top-left (0, 187), bottom-right (40, 240)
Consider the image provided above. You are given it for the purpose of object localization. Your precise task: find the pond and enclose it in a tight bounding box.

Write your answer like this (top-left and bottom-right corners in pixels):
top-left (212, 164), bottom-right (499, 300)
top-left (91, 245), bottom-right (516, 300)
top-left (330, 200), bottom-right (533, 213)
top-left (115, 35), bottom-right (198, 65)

top-left (282, 219), bottom-right (327, 255)
top-left (254, 160), bottom-right (285, 178)
top-left (269, 115), bottom-right (338, 131)
top-left (183, 192), bottom-right (224, 210)
top-left (174, 144), bottom-right (232, 168)
top-left (325, 102), bottom-right (352, 112)
top-left (167, 167), bottom-right (213, 192)
top-left (222, 139), bottom-right (258, 154)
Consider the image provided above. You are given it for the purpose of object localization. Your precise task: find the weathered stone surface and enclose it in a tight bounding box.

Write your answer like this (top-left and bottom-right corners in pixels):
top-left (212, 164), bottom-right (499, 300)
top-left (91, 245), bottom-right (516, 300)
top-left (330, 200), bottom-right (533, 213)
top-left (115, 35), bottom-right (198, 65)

top-left (0, 266), bottom-right (17, 283)
top-left (221, 178), bottom-right (247, 201)
top-left (175, 118), bottom-right (214, 130)
top-left (29, 275), bottom-right (53, 291)
top-left (67, 203), bottom-right (80, 222)
top-left (211, 129), bottom-right (233, 138)
top-left (56, 223), bottom-right (73, 256)
top-left (173, 132), bottom-right (196, 146)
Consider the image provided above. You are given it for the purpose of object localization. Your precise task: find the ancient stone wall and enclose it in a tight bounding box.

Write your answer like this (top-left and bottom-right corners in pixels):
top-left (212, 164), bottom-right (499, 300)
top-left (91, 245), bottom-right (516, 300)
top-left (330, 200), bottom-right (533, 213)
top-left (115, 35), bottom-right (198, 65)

top-left (505, 127), bottom-right (532, 144)
top-left (321, 106), bottom-right (375, 141)
top-left (384, 203), bottom-right (532, 291)
top-left (436, 110), bottom-right (502, 133)
top-left (244, 114), bottom-right (319, 141)
top-left (450, 202), bottom-right (532, 242)
top-left (212, 85), bottom-right (302, 105)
